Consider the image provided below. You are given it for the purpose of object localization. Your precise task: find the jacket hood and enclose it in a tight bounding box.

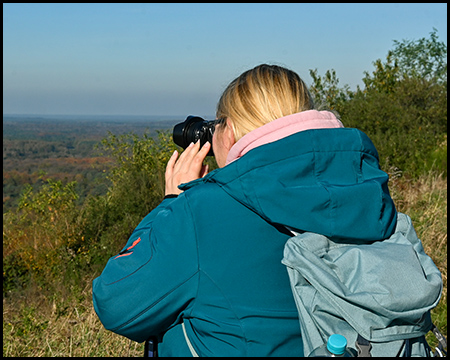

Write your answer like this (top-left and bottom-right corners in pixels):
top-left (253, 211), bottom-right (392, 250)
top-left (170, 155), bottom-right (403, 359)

top-left (181, 117), bottom-right (397, 242)
top-left (226, 110), bottom-right (344, 165)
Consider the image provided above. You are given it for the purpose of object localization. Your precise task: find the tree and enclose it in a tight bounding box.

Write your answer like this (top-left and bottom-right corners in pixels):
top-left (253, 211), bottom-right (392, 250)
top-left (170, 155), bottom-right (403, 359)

top-left (308, 68), bottom-right (352, 114)
top-left (361, 53), bottom-right (400, 94)
top-left (390, 28), bottom-right (447, 84)
top-left (341, 29), bottom-right (447, 177)
top-left (361, 28), bottom-right (447, 94)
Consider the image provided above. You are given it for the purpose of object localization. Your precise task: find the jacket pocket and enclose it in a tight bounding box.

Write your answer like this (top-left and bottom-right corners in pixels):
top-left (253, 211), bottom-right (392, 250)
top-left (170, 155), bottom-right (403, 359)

top-left (101, 234), bottom-right (153, 285)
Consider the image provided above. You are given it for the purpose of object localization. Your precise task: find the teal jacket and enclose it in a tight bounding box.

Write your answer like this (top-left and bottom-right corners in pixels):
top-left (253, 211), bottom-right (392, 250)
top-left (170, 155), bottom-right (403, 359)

top-left (92, 128), bottom-right (397, 356)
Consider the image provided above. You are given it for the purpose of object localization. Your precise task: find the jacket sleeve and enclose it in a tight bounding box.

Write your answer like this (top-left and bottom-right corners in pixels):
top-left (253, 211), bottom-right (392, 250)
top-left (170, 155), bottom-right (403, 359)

top-left (92, 196), bottom-right (199, 343)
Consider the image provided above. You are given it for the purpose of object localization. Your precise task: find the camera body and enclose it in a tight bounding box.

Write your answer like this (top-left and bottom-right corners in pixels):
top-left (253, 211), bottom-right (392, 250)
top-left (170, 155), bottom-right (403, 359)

top-left (173, 115), bottom-right (216, 156)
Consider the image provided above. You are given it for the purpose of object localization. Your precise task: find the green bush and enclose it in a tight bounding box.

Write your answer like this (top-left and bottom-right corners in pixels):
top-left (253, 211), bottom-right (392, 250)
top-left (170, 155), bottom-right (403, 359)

top-left (3, 131), bottom-right (179, 296)
top-left (310, 29), bottom-right (447, 179)
top-left (339, 76), bottom-right (447, 177)
top-left (3, 179), bottom-right (84, 294)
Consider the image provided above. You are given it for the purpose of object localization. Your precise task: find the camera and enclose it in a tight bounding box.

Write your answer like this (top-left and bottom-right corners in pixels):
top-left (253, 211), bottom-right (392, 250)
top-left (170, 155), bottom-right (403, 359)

top-left (173, 115), bottom-right (216, 156)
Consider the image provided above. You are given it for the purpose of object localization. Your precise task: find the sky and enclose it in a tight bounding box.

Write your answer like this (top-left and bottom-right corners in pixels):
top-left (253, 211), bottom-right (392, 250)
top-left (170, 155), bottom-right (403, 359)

top-left (3, 3), bottom-right (447, 117)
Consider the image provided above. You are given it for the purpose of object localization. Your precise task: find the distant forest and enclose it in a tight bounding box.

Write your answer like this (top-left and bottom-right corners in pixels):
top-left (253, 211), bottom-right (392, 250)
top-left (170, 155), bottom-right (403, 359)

top-left (3, 116), bottom-right (180, 212)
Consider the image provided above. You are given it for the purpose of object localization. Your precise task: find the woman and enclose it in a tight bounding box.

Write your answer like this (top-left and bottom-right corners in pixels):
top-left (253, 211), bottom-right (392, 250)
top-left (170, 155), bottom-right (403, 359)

top-left (93, 64), bottom-right (397, 356)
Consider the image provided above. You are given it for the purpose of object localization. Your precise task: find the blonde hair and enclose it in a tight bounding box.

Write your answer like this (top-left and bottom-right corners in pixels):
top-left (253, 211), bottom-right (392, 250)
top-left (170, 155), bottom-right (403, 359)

top-left (216, 64), bottom-right (315, 141)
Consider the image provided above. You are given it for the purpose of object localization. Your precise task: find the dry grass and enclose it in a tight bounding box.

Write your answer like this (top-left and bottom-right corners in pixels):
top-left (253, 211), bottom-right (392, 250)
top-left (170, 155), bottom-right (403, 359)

top-left (3, 172), bottom-right (447, 356)
top-left (389, 171), bottom-right (447, 347)
top-left (3, 277), bottom-right (144, 357)
top-left (389, 171), bottom-right (447, 292)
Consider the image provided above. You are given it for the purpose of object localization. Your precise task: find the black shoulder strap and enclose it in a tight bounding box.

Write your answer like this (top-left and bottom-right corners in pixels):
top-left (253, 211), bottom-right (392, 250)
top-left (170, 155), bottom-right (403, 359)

top-left (144, 336), bottom-right (158, 357)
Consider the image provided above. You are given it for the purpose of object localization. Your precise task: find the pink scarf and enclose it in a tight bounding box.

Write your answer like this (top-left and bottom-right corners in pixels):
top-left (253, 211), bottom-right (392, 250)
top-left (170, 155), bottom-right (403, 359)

top-left (225, 110), bottom-right (344, 165)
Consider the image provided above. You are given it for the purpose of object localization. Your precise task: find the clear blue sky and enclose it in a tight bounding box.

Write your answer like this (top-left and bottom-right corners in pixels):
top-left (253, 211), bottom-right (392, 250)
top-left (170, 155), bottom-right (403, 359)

top-left (3, 3), bottom-right (447, 117)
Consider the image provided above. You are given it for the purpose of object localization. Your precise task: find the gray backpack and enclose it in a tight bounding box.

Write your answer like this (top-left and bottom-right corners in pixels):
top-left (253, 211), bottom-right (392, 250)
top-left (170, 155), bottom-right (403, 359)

top-left (282, 212), bottom-right (447, 357)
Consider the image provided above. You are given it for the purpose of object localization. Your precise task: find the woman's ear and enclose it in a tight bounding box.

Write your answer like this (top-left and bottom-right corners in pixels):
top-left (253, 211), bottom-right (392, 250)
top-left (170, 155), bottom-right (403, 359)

top-left (224, 119), bottom-right (236, 150)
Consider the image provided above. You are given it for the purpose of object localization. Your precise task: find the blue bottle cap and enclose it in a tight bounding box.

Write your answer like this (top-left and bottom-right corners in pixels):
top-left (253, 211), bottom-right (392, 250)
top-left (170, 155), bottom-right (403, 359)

top-left (327, 334), bottom-right (347, 355)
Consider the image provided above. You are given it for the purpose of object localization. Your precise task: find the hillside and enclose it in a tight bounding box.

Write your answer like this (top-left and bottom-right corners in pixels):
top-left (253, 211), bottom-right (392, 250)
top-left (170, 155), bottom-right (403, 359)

top-left (3, 116), bottom-right (180, 212)
top-left (2, 30), bottom-right (447, 356)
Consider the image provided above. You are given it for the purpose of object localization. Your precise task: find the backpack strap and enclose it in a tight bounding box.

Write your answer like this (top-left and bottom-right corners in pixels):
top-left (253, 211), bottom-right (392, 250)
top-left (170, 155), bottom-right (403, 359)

top-left (355, 334), bottom-right (372, 357)
top-left (431, 324), bottom-right (448, 357)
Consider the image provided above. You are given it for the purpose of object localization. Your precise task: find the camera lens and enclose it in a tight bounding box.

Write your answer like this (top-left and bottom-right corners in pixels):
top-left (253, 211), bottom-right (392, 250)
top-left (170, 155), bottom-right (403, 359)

top-left (173, 116), bottom-right (215, 156)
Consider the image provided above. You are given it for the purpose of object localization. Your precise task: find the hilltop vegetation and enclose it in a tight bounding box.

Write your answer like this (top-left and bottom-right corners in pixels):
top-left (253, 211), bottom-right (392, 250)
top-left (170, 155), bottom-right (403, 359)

top-left (3, 30), bottom-right (447, 356)
top-left (309, 28), bottom-right (447, 178)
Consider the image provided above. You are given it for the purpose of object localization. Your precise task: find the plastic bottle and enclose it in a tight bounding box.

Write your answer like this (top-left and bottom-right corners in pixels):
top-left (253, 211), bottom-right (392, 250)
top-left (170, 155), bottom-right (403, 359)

top-left (309, 334), bottom-right (354, 357)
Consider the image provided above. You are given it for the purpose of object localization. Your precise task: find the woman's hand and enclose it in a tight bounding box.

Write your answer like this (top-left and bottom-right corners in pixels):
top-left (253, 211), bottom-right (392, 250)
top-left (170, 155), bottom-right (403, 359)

top-left (165, 141), bottom-right (211, 196)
